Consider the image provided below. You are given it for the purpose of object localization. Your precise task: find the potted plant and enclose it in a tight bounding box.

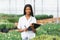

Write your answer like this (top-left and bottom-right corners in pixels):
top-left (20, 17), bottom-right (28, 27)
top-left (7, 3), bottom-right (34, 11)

top-left (0, 23), bottom-right (9, 33)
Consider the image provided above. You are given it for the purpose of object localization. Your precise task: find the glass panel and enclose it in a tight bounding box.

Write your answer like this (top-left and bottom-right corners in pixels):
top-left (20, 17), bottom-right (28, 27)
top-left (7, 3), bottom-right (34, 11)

top-left (59, 0), bottom-right (60, 17)
top-left (17, 0), bottom-right (24, 14)
top-left (0, 0), bottom-right (60, 17)
top-left (0, 0), bottom-right (9, 14)
top-left (35, 0), bottom-right (42, 15)
top-left (43, 0), bottom-right (57, 17)
top-left (9, 0), bottom-right (17, 14)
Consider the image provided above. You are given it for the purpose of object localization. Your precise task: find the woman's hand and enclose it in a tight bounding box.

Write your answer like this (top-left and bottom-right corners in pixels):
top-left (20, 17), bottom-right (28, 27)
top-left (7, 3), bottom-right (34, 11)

top-left (30, 23), bottom-right (34, 27)
top-left (24, 28), bottom-right (28, 32)
top-left (30, 23), bottom-right (36, 33)
top-left (18, 28), bottom-right (28, 32)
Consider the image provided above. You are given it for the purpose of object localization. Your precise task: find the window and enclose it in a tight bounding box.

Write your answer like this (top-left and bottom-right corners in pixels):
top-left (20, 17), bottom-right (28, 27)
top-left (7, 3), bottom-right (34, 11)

top-left (0, 0), bottom-right (60, 17)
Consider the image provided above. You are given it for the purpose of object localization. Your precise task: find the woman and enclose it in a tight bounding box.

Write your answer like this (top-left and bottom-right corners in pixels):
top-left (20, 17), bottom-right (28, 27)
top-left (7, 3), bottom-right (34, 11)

top-left (17, 4), bottom-right (37, 40)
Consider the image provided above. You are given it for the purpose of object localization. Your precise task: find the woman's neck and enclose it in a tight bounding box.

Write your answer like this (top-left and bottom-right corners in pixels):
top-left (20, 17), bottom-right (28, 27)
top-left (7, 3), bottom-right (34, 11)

top-left (25, 14), bottom-right (31, 20)
top-left (25, 14), bottom-right (30, 17)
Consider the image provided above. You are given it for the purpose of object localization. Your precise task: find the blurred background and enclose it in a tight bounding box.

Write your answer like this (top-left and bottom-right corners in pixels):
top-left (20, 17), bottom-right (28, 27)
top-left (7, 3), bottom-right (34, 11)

top-left (0, 0), bottom-right (60, 40)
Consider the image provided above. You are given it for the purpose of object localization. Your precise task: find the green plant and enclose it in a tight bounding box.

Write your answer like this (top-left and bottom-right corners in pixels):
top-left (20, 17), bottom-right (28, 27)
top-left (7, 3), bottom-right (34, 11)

top-left (7, 17), bottom-right (19, 23)
top-left (35, 15), bottom-right (53, 20)
top-left (48, 15), bottom-right (53, 18)
top-left (0, 14), bottom-right (23, 23)
top-left (0, 23), bottom-right (15, 30)
top-left (0, 24), bottom-right (6, 29)
top-left (6, 23), bottom-right (15, 29)
top-left (0, 19), bottom-right (9, 23)
top-left (32, 23), bottom-right (60, 40)
top-left (36, 23), bottom-right (60, 36)
top-left (32, 34), bottom-right (60, 40)
top-left (0, 30), bottom-right (21, 40)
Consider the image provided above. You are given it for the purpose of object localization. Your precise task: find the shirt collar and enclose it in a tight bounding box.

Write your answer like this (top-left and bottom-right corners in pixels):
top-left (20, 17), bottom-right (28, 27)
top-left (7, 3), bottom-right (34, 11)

top-left (24, 15), bottom-right (32, 22)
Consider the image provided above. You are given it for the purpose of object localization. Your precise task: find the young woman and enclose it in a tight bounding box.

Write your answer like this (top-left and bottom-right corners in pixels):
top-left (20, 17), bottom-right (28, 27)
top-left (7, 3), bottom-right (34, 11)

top-left (17, 4), bottom-right (37, 40)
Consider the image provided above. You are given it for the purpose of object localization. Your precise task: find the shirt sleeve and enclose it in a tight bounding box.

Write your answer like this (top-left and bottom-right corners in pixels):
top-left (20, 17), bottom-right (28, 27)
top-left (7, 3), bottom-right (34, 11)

top-left (33, 17), bottom-right (37, 23)
top-left (17, 18), bottom-right (22, 29)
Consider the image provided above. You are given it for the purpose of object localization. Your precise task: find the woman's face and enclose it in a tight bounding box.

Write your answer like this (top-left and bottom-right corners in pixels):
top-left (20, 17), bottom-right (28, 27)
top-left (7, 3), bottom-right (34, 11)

top-left (25, 7), bottom-right (31, 15)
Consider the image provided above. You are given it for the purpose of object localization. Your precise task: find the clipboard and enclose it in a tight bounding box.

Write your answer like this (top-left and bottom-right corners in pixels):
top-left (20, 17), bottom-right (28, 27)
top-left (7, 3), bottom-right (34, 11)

top-left (28, 23), bottom-right (41, 31)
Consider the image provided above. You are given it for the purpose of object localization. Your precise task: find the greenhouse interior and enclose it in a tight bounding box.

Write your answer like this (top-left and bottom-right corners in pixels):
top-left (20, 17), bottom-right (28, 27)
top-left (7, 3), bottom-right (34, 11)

top-left (0, 0), bottom-right (60, 40)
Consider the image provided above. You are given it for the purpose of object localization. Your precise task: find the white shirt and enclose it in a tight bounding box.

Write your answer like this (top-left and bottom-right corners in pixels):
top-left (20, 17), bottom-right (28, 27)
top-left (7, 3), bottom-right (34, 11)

top-left (17, 15), bottom-right (36, 39)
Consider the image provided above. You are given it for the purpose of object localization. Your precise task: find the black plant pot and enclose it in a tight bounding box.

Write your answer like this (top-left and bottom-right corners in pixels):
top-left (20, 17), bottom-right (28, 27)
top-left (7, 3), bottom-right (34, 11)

top-left (1, 28), bottom-right (9, 33)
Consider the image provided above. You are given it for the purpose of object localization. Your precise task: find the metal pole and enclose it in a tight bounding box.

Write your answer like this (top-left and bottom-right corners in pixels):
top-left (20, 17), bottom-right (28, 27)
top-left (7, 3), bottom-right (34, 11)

top-left (24, 0), bottom-right (25, 5)
top-left (9, 0), bottom-right (11, 14)
top-left (57, 0), bottom-right (59, 23)
top-left (15, 0), bottom-right (17, 14)
top-left (42, 0), bottom-right (43, 14)
top-left (34, 0), bottom-right (35, 16)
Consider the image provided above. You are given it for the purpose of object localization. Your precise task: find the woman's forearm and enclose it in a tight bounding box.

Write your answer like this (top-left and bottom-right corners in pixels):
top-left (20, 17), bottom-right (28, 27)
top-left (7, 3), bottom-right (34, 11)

top-left (18, 28), bottom-right (28, 32)
top-left (18, 29), bottom-right (24, 32)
